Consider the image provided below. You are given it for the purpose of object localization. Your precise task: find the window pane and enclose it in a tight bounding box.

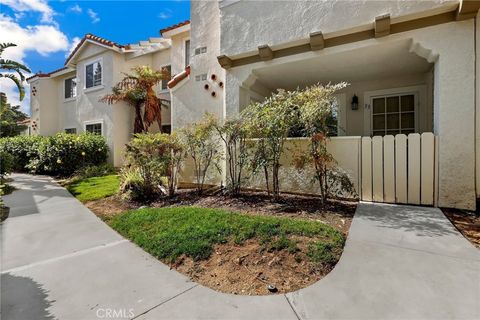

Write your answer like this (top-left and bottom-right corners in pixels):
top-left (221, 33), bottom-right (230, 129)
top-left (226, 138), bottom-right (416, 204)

top-left (372, 98), bottom-right (385, 114)
top-left (401, 94), bottom-right (414, 112)
top-left (65, 78), bottom-right (77, 99)
top-left (185, 40), bottom-right (190, 67)
top-left (86, 64), bottom-right (94, 88)
top-left (401, 113), bottom-right (415, 129)
top-left (161, 65), bottom-right (171, 90)
top-left (86, 123), bottom-right (102, 135)
top-left (372, 114), bottom-right (385, 130)
top-left (65, 128), bottom-right (76, 134)
top-left (372, 130), bottom-right (385, 137)
top-left (386, 113), bottom-right (400, 129)
top-left (93, 62), bottom-right (102, 86)
top-left (386, 96), bottom-right (399, 113)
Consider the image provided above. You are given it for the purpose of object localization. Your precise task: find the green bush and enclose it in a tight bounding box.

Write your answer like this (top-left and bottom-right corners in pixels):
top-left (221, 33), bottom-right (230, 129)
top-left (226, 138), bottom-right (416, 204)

top-left (0, 135), bottom-right (44, 171)
top-left (0, 149), bottom-right (14, 179)
top-left (0, 133), bottom-right (109, 176)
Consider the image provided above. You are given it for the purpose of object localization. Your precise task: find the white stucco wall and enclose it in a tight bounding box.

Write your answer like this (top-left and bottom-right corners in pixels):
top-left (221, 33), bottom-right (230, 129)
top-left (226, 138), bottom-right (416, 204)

top-left (220, 0), bottom-right (457, 57)
top-left (171, 1), bottom-right (225, 130)
top-left (31, 78), bottom-right (58, 136)
top-left (55, 71), bottom-right (78, 132)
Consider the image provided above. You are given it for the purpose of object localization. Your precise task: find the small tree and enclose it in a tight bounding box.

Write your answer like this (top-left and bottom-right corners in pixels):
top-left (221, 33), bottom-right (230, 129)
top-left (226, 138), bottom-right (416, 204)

top-left (242, 90), bottom-right (298, 199)
top-left (101, 66), bottom-right (170, 133)
top-left (214, 117), bottom-right (248, 195)
top-left (181, 114), bottom-right (222, 195)
top-left (0, 92), bottom-right (28, 137)
top-left (292, 83), bottom-right (355, 203)
top-left (157, 132), bottom-right (186, 197)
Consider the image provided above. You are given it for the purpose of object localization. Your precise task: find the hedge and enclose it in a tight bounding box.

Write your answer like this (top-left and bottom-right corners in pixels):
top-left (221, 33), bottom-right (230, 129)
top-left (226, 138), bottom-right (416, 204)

top-left (0, 133), bottom-right (109, 176)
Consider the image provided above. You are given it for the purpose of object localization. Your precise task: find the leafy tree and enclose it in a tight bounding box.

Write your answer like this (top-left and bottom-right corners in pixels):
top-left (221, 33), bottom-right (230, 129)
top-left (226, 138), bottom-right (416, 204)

top-left (291, 83), bottom-right (355, 203)
top-left (181, 114), bottom-right (222, 195)
top-left (101, 66), bottom-right (170, 133)
top-left (214, 117), bottom-right (249, 196)
top-left (0, 92), bottom-right (28, 137)
top-left (241, 90), bottom-right (299, 199)
top-left (0, 43), bottom-right (31, 101)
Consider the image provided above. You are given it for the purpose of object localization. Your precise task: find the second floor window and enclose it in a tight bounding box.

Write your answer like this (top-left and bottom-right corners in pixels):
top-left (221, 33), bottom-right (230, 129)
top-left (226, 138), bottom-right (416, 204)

top-left (185, 40), bottom-right (190, 67)
top-left (64, 77), bottom-right (77, 99)
top-left (85, 60), bottom-right (102, 89)
top-left (161, 65), bottom-right (171, 91)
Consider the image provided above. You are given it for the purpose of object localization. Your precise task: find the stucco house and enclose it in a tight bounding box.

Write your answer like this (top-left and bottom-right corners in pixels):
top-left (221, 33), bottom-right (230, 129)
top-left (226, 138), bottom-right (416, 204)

top-left (27, 0), bottom-right (480, 211)
top-left (26, 24), bottom-right (191, 166)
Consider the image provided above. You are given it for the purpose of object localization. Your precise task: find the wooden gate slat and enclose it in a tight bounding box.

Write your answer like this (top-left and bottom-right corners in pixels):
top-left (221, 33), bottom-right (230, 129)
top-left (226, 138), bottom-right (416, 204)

top-left (408, 133), bottom-right (421, 204)
top-left (372, 136), bottom-right (384, 202)
top-left (383, 135), bottom-right (395, 203)
top-left (395, 134), bottom-right (408, 203)
top-left (361, 137), bottom-right (372, 201)
top-left (421, 132), bottom-right (435, 205)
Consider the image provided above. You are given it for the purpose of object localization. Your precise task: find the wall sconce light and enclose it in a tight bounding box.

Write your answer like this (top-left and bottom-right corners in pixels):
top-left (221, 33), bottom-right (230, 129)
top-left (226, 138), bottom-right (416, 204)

top-left (351, 94), bottom-right (359, 110)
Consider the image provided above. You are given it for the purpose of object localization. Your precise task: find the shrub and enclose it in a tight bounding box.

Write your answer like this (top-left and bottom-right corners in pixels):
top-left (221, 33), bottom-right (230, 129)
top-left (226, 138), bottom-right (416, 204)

top-left (0, 149), bottom-right (14, 180)
top-left (0, 135), bottom-right (44, 171)
top-left (0, 133), bottom-right (109, 176)
top-left (121, 132), bottom-right (186, 200)
top-left (181, 113), bottom-right (222, 194)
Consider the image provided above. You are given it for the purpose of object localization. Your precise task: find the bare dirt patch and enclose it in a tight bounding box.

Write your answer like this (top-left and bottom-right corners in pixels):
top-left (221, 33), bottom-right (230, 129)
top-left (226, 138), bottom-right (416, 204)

top-left (442, 208), bottom-right (480, 248)
top-left (174, 237), bottom-right (332, 295)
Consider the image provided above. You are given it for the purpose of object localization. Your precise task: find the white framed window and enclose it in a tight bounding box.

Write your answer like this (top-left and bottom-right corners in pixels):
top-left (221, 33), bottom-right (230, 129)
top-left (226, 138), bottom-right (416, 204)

top-left (85, 59), bottom-right (102, 89)
top-left (64, 77), bottom-right (77, 100)
top-left (65, 128), bottom-right (77, 134)
top-left (184, 39), bottom-right (190, 67)
top-left (161, 65), bottom-right (171, 91)
top-left (370, 93), bottom-right (417, 136)
top-left (84, 120), bottom-right (103, 135)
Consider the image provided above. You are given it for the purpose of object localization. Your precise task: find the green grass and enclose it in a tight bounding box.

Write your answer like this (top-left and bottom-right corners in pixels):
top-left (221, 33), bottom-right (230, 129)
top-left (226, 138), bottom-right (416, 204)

top-left (109, 206), bottom-right (345, 266)
top-left (67, 174), bottom-right (120, 202)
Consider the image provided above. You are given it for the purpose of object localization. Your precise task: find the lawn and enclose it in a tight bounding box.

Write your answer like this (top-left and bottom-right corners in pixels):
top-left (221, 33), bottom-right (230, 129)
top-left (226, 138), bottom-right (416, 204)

top-left (109, 206), bottom-right (345, 266)
top-left (67, 174), bottom-right (120, 202)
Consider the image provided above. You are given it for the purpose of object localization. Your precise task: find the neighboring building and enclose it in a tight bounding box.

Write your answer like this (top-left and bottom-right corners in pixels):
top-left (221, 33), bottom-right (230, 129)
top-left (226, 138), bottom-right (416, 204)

top-left (28, 0), bottom-right (480, 211)
top-left (27, 26), bottom-right (191, 166)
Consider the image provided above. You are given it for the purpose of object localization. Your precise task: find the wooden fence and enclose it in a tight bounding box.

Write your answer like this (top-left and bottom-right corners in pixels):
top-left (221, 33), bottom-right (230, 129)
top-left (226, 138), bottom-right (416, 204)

top-left (361, 132), bottom-right (436, 205)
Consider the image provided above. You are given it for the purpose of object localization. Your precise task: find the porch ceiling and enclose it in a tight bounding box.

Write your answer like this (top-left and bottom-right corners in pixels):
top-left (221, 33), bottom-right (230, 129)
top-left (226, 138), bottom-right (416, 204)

top-left (252, 40), bottom-right (433, 91)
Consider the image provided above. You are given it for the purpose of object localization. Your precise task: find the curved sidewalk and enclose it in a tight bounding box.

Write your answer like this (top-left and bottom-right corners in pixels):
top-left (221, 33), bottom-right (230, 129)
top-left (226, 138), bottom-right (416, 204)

top-left (1, 173), bottom-right (479, 320)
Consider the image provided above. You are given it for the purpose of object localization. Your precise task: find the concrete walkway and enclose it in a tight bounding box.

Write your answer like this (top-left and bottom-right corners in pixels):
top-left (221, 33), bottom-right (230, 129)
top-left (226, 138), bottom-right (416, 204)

top-left (1, 174), bottom-right (479, 320)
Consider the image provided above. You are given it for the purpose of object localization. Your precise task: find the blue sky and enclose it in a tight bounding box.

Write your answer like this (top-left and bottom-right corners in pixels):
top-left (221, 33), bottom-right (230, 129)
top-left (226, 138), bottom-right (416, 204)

top-left (0, 0), bottom-right (190, 114)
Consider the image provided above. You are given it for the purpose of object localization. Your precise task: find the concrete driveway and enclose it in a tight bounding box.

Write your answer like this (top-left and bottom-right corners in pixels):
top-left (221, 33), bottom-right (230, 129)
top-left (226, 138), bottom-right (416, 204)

top-left (1, 173), bottom-right (479, 320)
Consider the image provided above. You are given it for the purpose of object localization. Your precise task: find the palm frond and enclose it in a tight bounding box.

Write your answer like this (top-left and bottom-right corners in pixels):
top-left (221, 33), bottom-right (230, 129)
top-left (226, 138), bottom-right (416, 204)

top-left (0, 73), bottom-right (25, 101)
top-left (0, 43), bottom-right (16, 56)
top-left (0, 59), bottom-right (31, 73)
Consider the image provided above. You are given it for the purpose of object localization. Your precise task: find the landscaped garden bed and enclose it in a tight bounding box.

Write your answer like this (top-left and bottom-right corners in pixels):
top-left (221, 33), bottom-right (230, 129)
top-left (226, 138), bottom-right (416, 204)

top-left (107, 206), bottom-right (349, 295)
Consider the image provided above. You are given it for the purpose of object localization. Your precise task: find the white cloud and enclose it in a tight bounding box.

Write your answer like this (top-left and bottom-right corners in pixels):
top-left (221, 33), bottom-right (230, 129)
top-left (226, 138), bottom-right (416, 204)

top-left (0, 13), bottom-right (74, 114)
top-left (87, 8), bottom-right (100, 23)
top-left (0, 14), bottom-right (69, 62)
top-left (68, 4), bottom-right (82, 14)
top-left (158, 9), bottom-right (172, 20)
top-left (2, 0), bottom-right (54, 23)
top-left (0, 77), bottom-right (31, 115)
top-left (66, 36), bottom-right (81, 58)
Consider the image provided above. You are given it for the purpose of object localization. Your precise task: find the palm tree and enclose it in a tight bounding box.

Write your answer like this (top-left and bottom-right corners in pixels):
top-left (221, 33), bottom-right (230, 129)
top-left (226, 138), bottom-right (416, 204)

top-left (0, 43), bottom-right (31, 101)
top-left (101, 66), bottom-right (170, 133)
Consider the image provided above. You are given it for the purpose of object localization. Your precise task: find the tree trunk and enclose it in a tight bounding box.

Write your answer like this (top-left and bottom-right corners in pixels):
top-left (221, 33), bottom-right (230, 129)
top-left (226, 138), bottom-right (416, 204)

top-left (134, 103), bottom-right (145, 133)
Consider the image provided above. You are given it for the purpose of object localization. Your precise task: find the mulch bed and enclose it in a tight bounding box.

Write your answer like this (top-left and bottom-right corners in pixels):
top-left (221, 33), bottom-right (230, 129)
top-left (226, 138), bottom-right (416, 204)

top-left (442, 208), bottom-right (480, 248)
top-left (85, 189), bottom-right (357, 295)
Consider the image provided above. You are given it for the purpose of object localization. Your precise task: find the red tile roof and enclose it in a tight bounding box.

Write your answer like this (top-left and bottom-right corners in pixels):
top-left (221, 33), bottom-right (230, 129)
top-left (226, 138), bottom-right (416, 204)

top-left (26, 66), bottom-right (70, 81)
top-left (65, 33), bottom-right (125, 65)
top-left (168, 66), bottom-right (190, 89)
top-left (160, 20), bottom-right (190, 35)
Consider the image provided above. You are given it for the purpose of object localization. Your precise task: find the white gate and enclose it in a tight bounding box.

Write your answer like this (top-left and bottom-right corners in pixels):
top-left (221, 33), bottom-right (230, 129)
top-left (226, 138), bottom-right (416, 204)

top-left (361, 132), bottom-right (436, 205)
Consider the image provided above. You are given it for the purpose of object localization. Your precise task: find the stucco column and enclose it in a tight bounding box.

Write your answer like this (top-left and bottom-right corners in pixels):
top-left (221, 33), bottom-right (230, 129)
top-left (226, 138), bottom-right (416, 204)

top-left (414, 20), bottom-right (476, 210)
